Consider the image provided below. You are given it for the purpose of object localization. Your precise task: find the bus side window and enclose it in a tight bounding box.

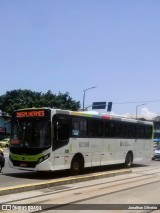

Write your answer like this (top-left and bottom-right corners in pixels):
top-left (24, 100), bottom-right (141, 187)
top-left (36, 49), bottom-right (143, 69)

top-left (105, 121), bottom-right (116, 138)
top-left (89, 119), bottom-right (103, 137)
top-left (71, 117), bottom-right (87, 138)
top-left (144, 125), bottom-right (153, 139)
top-left (116, 122), bottom-right (127, 138)
top-left (53, 114), bottom-right (70, 142)
top-left (128, 123), bottom-right (136, 138)
top-left (72, 122), bottom-right (80, 136)
top-left (58, 122), bottom-right (69, 141)
top-left (136, 124), bottom-right (145, 139)
top-left (53, 122), bottom-right (69, 141)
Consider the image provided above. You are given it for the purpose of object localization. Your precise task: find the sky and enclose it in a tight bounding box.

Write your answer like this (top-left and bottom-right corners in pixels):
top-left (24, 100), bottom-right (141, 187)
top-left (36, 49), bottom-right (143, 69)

top-left (0, 0), bottom-right (160, 119)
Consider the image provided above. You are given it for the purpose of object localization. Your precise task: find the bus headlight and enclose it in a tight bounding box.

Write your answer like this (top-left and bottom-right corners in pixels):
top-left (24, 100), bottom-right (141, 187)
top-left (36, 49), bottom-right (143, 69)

top-left (38, 153), bottom-right (50, 164)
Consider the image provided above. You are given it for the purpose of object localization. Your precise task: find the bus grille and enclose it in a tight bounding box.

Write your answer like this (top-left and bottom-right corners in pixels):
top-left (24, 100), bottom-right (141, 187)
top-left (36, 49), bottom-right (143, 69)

top-left (11, 159), bottom-right (37, 168)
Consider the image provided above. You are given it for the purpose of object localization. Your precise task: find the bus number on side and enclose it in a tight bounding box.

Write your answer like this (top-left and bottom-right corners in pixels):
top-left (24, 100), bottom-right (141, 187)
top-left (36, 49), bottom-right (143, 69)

top-left (79, 142), bottom-right (89, 148)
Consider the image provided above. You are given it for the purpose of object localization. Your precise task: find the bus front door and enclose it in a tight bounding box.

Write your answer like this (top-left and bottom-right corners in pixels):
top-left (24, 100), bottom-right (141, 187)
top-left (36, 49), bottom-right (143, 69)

top-left (52, 121), bottom-right (70, 170)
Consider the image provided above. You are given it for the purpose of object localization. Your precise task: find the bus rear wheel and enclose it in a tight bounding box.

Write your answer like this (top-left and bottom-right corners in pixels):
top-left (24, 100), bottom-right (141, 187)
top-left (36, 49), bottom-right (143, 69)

top-left (71, 156), bottom-right (83, 176)
top-left (125, 152), bottom-right (133, 168)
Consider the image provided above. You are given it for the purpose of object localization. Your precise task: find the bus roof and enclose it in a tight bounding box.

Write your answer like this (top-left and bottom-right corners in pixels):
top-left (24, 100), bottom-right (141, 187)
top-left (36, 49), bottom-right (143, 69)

top-left (55, 109), bottom-right (153, 125)
top-left (13, 108), bottom-right (153, 125)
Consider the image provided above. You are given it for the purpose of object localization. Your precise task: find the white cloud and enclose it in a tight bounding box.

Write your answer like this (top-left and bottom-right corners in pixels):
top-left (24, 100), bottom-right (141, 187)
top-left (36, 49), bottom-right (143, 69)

top-left (123, 107), bottom-right (157, 120)
top-left (105, 107), bottom-right (157, 121)
top-left (82, 107), bottom-right (157, 120)
top-left (140, 107), bottom-right (157, 120)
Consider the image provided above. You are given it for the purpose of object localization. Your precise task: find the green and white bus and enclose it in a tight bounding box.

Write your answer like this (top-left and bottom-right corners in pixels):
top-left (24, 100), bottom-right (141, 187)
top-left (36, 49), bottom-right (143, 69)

top-left (9, 108), bottom-right (153, 175)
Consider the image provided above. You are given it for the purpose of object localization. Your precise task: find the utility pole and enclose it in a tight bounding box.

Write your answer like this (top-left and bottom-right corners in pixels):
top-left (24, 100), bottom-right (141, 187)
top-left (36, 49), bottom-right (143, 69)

top-left (136, 103), bottom-right (146, 119)
top-left (82, 86), bottom-right (96, 111)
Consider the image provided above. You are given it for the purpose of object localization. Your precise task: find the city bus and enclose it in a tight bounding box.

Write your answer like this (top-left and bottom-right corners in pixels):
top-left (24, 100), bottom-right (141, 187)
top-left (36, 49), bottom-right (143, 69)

top-left (8, 108), bottom-right (153, 175)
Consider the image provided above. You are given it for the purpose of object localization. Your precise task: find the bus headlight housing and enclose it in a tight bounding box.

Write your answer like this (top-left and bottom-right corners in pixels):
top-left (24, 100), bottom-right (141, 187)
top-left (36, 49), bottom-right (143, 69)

top-left (38, 153), bottom-right (50, 164)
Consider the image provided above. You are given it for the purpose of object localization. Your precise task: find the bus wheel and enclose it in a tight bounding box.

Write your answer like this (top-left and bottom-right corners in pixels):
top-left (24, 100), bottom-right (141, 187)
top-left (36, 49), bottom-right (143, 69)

top-left (0, 165), bottom-right (2, 172)
top-left (125, 152), bottom-right (133, 168)
top-left (71, 156), bottom-right (83, 176)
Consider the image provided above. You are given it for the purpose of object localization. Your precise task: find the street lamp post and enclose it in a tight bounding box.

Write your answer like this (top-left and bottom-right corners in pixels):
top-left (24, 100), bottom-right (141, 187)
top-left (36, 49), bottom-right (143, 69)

top-left (136, 103), bottom-right (146, 119)
top-left (82, 86), bottom-right (96, 111)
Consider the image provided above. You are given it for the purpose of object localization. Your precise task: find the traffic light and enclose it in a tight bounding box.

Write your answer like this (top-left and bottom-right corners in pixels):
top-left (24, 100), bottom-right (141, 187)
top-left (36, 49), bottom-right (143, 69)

top-left (107, 102), bottom-right (112, 112)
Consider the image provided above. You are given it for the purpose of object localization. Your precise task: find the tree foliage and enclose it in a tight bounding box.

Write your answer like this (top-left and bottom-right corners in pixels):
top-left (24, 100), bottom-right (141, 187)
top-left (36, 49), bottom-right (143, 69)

top-left (0, 89), bottom-right (80, 114)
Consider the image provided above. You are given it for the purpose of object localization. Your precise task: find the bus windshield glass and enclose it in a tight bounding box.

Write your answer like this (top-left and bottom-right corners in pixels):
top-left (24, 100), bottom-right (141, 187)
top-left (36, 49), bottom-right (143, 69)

top-left (10, 110), bottom-right (51, 148)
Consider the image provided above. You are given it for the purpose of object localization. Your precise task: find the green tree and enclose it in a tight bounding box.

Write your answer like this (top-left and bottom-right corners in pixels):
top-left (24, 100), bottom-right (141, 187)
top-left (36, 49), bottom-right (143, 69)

top-left (0, 89), bottom-right (80, 114)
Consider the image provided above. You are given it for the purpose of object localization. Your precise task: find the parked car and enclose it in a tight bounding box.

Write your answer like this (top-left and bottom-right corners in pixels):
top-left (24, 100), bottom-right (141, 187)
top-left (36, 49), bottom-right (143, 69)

top-left (152, 146), bottom-right (160, 160)
top-left (0, 147), bottom-right (5, 172)
top-left (0, 137), bottom-right (10, 147)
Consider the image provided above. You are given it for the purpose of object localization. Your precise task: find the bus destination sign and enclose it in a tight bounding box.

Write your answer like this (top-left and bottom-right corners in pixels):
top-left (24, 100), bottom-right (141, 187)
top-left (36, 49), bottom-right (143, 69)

top-left (16, 110), bottom-right (45, 118)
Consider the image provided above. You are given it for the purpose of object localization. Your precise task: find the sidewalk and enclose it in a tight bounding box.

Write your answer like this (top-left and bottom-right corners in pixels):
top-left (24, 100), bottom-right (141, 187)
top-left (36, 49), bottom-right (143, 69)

top-left (0, 169), bottom-right (132, 196)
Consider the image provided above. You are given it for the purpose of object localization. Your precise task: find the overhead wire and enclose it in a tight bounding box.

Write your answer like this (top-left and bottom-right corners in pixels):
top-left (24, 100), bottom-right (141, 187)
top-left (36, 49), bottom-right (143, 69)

top-left (113, 100), bottom-right (160, 105)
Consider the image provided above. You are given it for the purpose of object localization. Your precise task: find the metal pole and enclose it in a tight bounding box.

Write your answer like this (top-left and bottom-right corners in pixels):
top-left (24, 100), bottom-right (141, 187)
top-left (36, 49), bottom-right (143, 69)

top-left (83, 90), bottom-right (86, 111)
top-left (82, 86), bottom-right (96, 111)
top-left (136, 103), bottom-right (146, 119)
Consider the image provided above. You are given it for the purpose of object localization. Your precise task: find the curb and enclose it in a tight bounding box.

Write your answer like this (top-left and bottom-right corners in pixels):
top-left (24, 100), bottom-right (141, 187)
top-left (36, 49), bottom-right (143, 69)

top-left (0, 169), bottom-right (132, 196)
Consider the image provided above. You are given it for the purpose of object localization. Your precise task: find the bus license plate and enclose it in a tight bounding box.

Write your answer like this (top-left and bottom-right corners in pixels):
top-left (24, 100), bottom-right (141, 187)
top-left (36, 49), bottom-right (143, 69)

top-left (20, 163), bottom-right (27, 167)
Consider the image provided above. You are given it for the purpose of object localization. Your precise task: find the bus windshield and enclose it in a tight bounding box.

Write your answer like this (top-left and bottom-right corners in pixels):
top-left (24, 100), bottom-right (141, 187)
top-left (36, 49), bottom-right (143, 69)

top-left (10, 119), bottom-right (51, 148)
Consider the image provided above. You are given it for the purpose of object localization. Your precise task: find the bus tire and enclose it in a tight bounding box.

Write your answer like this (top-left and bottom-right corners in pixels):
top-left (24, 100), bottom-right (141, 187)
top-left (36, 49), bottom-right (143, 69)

top-left (125, 152), bottom-right (133, 168)
top-left (0, 165), bottom-right (2, 172)
top-left (70, 156), bottom-right (83, 176)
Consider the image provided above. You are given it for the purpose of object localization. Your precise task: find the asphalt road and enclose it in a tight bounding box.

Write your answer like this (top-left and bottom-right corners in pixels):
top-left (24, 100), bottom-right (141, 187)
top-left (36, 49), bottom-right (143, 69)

top-left (0, 148), bottom-right (130, 189)
top-left (1, 158), bottom-right (160, 213)
top-left (1, 147), bottom-right (160, 190)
